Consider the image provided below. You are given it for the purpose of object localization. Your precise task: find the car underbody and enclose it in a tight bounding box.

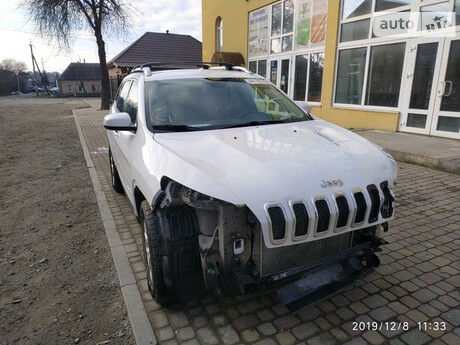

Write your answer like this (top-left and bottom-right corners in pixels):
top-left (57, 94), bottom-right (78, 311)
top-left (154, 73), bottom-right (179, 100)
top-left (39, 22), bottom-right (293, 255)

top-left (152, 180), bottom-right (390, 311)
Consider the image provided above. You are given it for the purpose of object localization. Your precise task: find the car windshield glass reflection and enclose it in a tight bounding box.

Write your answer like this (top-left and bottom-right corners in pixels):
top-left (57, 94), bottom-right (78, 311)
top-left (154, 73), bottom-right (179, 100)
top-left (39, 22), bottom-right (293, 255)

top-left (145, 78), bottom-right (311, 131)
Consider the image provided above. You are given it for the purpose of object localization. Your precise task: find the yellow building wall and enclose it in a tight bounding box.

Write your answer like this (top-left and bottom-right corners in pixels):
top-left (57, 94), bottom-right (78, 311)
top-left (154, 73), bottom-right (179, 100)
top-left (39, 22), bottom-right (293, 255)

top-left (202, 0), bottom-right (400, 132)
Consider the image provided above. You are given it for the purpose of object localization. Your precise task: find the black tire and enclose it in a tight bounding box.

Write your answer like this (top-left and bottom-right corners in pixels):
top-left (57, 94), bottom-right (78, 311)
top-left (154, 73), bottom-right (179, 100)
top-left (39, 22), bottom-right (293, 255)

top-left (139, 200), bottom-right (204, 305)
top-left (109, 148), bottom-right (124, 194)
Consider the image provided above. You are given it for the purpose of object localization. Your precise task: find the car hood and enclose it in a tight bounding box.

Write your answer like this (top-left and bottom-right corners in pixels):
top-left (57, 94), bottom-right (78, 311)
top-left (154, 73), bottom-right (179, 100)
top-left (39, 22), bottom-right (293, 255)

top-left (153, 120), bottom-right (397, 247)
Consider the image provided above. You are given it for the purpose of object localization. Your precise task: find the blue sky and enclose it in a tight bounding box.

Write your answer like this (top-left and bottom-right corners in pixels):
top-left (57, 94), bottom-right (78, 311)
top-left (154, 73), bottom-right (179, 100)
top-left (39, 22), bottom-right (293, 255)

top-left (0, 0), bottom-right (202, 72)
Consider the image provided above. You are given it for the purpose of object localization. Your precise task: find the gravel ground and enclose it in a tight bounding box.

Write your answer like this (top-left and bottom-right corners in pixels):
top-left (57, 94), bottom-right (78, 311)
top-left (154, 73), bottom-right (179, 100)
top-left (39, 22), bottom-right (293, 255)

top-left (0, 96), bottom-right (135, 345)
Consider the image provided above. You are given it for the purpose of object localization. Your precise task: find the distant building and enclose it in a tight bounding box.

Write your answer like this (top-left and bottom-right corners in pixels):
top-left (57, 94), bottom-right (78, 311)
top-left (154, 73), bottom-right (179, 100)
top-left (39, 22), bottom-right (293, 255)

top-left (58, 62), bottom-right (101, 96)
top-left (107, 31), bottom-right (202, 77)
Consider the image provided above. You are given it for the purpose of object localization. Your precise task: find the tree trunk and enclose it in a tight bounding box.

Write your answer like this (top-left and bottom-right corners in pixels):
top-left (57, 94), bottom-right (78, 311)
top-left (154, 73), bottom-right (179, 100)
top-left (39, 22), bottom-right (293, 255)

top-left (95, 27), bottom-right (111, 110)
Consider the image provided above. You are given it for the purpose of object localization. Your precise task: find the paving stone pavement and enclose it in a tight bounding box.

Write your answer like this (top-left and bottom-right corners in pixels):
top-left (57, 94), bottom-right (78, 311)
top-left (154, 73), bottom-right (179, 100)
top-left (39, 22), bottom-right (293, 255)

top-left (74, 108), bottom-right (460, 345)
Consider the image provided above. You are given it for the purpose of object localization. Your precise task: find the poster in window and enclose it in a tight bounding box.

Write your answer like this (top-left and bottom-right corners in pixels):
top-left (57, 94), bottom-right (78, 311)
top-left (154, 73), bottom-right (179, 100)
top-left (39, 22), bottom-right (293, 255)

top-left (311, 0), bottom-right (327, 44)
top-left (248, 8), bottom-right (269, 58)
top-left (295, 0), bottom-right (312, 49)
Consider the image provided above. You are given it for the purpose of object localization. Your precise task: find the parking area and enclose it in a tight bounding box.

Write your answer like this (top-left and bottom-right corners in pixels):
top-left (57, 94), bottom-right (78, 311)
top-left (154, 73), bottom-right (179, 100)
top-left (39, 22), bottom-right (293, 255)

top-left (75, 106), bottom-right (459, 345)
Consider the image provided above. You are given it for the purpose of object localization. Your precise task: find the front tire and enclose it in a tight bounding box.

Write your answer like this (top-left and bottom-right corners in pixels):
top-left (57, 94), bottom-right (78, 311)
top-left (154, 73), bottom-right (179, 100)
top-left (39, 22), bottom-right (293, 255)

top-left (140, 201), bottom-right (205, 305)
top-left (109, 148), bottom-right (124, 194)
top-left (139, 201), bottom-right (174, 305)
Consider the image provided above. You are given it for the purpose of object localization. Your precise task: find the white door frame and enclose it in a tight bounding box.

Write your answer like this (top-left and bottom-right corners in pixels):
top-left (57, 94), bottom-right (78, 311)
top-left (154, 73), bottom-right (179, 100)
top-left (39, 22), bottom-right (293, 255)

top-left (429, 36), bottom-right (460, 139)
top-left (399, 36), bottom-right (445, 135)
top-left (269, 55), bottom-right (292, 96)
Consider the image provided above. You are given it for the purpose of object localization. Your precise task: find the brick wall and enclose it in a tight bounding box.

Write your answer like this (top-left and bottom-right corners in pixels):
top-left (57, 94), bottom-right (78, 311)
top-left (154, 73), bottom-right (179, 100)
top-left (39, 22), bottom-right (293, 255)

top-left (58, 80), bottom-right (101, 96)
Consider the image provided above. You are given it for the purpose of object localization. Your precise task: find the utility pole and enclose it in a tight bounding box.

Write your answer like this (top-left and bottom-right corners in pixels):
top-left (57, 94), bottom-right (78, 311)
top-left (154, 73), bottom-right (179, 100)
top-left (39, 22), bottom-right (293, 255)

top-left (29, 42), bottom-right (36, 79)
top-left (28, 42), bottom-right (49, 94)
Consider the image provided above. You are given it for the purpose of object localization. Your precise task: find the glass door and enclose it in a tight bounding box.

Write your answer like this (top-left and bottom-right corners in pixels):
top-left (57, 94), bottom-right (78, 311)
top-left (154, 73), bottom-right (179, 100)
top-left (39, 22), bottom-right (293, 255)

top-left (430, 37), bottom-right (460, 139)
top-left (269, 56), bottom-right (292, 95)
top-left (269, 59), bottom-right (278, 86)
top-left (399, 37), bottom-right (445, 135)
top-left (280, 57), bottom-right (291, 94)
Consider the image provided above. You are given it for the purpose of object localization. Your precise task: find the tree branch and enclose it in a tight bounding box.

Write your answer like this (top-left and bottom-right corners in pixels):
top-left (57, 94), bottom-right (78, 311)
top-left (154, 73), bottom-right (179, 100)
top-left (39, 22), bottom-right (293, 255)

top-left (73, 0), bottom-right (96, 29)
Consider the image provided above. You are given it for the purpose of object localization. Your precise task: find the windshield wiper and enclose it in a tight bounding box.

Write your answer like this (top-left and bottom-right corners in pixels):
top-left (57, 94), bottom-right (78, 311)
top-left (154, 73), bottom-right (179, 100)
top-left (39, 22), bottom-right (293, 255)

top-left (151, 124), bottom-right (202, 132)
top-left (221, 119), bottom-right (297, 129)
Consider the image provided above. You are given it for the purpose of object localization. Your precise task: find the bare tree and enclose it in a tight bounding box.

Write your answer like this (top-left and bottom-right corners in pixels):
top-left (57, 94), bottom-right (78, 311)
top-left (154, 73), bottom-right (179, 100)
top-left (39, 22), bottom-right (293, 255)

top-left (0, 58), bottom-right (28, 72)
top-left (22, 0), bottom-right (131, 109)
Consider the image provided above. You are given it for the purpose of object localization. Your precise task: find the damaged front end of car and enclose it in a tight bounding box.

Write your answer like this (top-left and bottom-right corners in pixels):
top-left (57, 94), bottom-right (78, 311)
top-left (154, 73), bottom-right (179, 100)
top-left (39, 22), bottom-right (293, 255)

top-left (155, 179), bottom-right (393, 311)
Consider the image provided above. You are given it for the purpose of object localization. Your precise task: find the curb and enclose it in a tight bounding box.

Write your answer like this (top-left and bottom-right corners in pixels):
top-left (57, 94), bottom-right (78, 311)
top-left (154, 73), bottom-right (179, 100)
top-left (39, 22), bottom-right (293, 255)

top-left (386, 149), bottom-right (460, 176)
top-left (73, 110), bottom-right (157, 345)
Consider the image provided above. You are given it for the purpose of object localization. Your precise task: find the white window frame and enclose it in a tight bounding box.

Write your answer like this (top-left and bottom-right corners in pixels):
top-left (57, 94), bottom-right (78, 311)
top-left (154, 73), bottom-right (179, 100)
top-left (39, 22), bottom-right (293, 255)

top-left (216, 17), bottom-right (223, 52)
top-left (270, 0), bottom-right (295, 54)
top-left (292, 48), bottom-right (325, 105)
top-left (332, 0), bottom-right (454, 111)
top-left (248, 0), bottom-right (328, 104)
top-left (66, 84), bottom-right (72, 92)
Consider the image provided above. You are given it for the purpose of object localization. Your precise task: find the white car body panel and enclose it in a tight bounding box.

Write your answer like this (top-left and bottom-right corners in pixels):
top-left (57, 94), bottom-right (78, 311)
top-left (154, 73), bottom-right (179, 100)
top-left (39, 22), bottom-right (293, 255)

top-left (107, 68), bottom-right (397, 249)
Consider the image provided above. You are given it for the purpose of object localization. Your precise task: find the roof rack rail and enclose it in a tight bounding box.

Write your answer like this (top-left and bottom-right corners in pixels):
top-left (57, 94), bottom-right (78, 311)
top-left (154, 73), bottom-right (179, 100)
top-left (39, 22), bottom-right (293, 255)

top-left (131, 61), bottom-right (237, 74)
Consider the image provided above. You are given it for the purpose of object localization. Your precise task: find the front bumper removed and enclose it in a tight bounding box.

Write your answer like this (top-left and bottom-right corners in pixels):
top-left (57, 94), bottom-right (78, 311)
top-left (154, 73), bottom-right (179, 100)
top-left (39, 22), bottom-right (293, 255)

top-left (276, 244), bottom-right (380, 312)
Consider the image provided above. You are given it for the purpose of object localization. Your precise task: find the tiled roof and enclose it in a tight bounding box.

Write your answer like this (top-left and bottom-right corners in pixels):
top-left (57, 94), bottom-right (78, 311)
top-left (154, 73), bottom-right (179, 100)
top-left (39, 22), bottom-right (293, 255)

top-left (59, 63), bottom-right (101, 81)
top-left (108, 32), bottom-right (202, 68)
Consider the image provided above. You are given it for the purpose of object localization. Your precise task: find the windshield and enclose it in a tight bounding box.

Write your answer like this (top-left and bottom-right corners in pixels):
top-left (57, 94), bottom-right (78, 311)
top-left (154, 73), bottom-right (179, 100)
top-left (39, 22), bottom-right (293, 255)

top-left (145, 78), bottom-right (311, 131)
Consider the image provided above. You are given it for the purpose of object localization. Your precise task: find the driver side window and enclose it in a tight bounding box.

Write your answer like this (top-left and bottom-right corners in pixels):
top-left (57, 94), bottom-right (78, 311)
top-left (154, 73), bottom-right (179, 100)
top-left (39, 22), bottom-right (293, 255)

top-left (125, 80), bottom-right (138, 123)
top-left (116, 81), bottom-right (131, 113)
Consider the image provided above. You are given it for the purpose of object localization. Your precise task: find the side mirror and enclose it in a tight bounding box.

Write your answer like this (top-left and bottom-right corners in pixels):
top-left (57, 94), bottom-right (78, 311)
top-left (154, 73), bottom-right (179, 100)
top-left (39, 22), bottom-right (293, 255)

top-left (295, 101), bottom-right (312, 114)
top-left (103, 112), bottom-right (136, 131)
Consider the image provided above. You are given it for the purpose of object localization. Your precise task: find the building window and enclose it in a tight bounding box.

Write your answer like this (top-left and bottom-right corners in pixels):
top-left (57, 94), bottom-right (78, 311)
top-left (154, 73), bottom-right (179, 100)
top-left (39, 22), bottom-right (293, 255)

top-left (340, 19), bottom-right (370, 42)
top-left (91, 84), bottom-right (96, 92)
top-left (67, 84), bottom-right (72, 92)
top-left (257, 60), bottom-right (267, 78)
top-left (216, 17), bottom-right (223, 52)
top-left (335, 0), bottom-right (422, 107)
top-left (249, 60), bottom-right (268, 78)
top-left (365, 43), bottom-right (405, 107)
top-left (271, 2), bottom-right (282, 36)
top-left (78, 84), bottom-right (83, 92)
top-left (375, 0), bottom-right (410, 12)
top-left (282, 0), bottom-right (294, 34)
top-left (335, 47), bottom-right (367, 105)
top-left (271, 0), bottom-right (294, 53)
top-left (342, 0), bottom-right (372, 20)
top-left (292, 52), bottom-right (324, 102)
top-left (248, 0), bottom-right (328, 101)
top-left (293, 55), bottom-right (308, 101)
top-left (308, 52), bottom-right (324, 102)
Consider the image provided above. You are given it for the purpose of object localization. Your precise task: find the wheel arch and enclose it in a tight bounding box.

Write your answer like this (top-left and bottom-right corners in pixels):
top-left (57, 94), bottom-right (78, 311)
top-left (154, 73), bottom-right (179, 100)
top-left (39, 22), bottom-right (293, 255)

top-left (133, 186), bottom-right (146, 217)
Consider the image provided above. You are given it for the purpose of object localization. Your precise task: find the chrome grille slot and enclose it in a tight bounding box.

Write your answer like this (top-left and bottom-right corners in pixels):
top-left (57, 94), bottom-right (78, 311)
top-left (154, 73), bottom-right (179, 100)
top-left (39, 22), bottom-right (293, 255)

top-left (292, 203), bottom-right (309, 237)
top-left (380, 180), bottom-right (394, 218)
top-left (335, 195), bottom-right (350, 228)
top-left (367, 184), bottom-right (380, 223)
top-left (353, 191), bottom-right (366, 224)
top-left (267, 206), bottom-right (286, 240)
top-left (315, 199), bottom-right (330, 233)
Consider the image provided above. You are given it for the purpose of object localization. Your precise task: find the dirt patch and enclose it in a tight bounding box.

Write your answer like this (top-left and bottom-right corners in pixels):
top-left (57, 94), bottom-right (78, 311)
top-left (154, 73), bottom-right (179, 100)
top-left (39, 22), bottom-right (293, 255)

top-left (0, 96), bottom-right (134, 345)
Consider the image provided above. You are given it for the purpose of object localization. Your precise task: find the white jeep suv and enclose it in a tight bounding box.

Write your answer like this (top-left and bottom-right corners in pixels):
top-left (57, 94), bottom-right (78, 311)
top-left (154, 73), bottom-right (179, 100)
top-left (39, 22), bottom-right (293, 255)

top-left (104, 63), bottom-right (396, 310)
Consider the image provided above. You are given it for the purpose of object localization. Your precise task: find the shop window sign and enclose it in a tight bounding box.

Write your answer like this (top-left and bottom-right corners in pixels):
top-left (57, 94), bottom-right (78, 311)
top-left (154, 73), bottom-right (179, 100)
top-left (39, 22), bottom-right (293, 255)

top-left (248, 7), bottom-right (270, 58)
top-left (373, 11), bottom-right (456, 38)
top-left (249, 0), bottom-right (327, 59)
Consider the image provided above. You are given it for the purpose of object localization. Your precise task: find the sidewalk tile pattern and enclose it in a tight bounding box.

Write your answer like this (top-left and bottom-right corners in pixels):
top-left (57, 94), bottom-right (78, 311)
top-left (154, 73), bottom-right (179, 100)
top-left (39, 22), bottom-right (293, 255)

top-left (75, 109), bottom-right (460, 345)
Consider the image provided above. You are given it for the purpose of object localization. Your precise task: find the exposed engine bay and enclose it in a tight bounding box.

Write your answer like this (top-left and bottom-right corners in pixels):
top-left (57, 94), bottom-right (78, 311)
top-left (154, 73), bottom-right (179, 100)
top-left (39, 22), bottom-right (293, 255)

top-left (155, 180), bottom-right (390, 310)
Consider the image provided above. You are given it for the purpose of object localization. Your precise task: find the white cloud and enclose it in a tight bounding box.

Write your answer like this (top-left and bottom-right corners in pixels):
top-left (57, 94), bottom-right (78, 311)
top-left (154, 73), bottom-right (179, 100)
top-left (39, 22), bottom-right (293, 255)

top-left (0, 0), bottom-right (202, 73)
